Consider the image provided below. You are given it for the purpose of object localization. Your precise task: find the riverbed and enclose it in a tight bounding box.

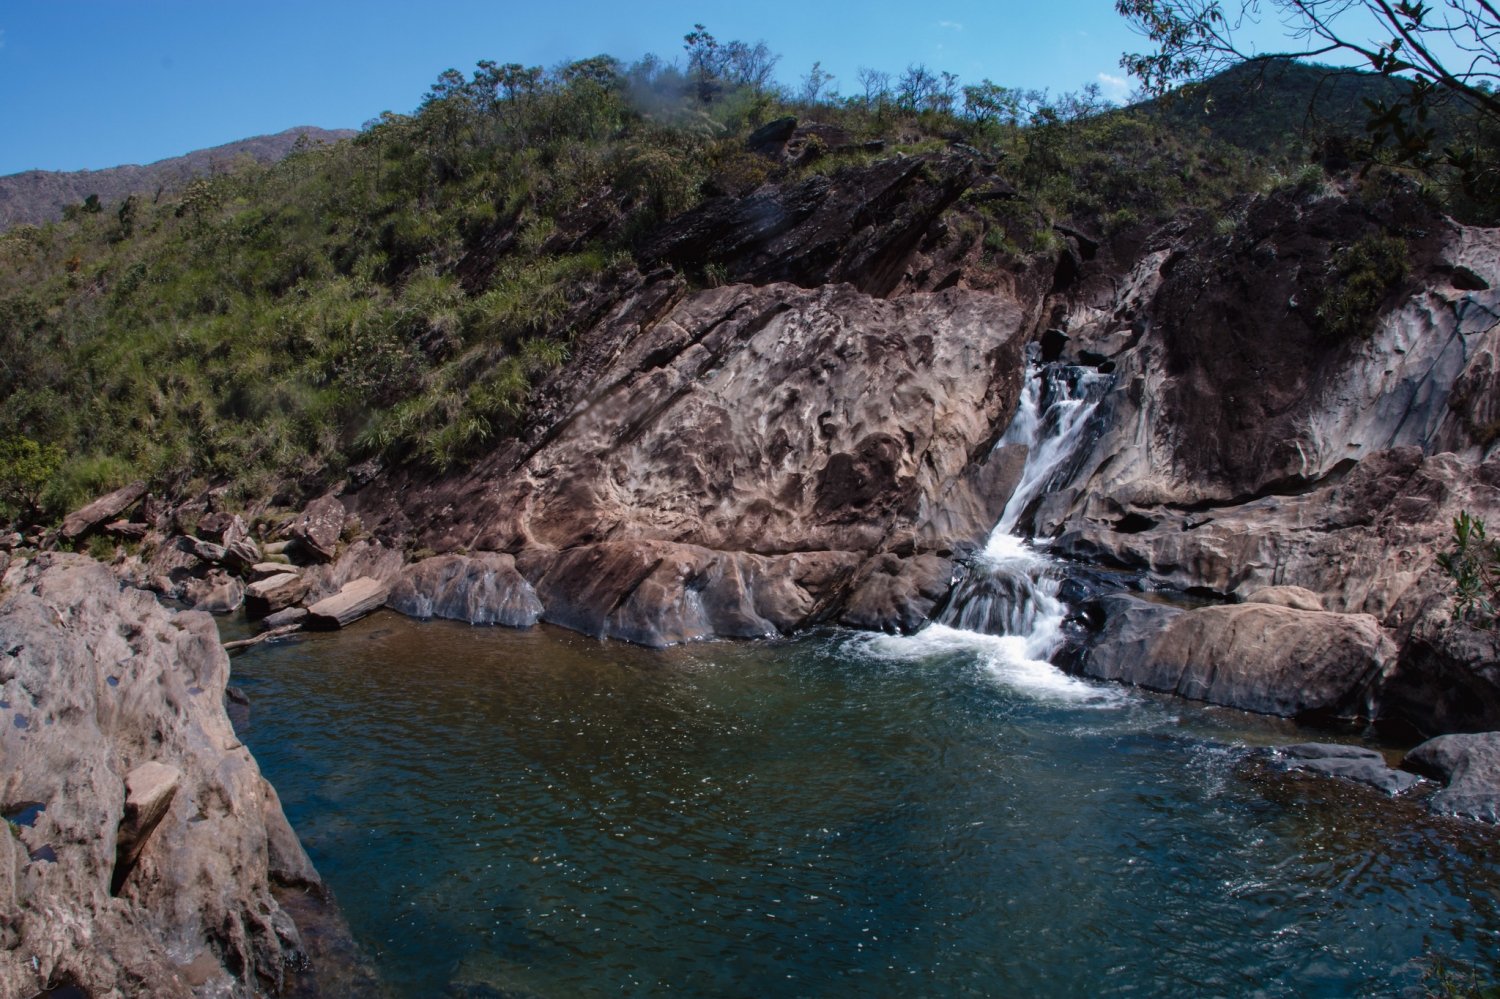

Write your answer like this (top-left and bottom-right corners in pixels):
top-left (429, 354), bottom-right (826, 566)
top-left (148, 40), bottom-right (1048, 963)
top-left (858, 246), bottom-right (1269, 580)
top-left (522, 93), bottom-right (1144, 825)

top-left (231, 615), bottom-right (1499, 997)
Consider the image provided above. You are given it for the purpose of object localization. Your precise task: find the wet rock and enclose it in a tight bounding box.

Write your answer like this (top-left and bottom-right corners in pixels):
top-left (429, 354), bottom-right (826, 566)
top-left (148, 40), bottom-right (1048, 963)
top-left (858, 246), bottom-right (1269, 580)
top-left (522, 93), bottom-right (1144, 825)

top-left (289, 494), bottom-right (345, 562)
top-left (1404, 732), bottom-right (1500, 822)
top-left (59, 481), bottom-right (147, 540)
top-left (387, 553), bottom-right (543, 627)
top-left (305, 576), bottom-right (391, 629)
top-left (1064, 593), bottom-right (1184, 680)
top-left (840, 553), bottom-right (955, 634)
top-left (245, 572), bottom-right (311, 617)
top-left (1269, 743), bottom-right (1422, 795)
top-left (0, 554), bottom-right (319, 997)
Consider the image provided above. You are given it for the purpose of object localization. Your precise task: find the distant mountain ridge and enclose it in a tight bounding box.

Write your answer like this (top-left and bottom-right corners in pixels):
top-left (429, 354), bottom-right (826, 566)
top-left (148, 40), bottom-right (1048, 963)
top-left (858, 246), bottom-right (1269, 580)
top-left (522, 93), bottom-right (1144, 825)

top-left (0, 126), bottom-right (356, 230)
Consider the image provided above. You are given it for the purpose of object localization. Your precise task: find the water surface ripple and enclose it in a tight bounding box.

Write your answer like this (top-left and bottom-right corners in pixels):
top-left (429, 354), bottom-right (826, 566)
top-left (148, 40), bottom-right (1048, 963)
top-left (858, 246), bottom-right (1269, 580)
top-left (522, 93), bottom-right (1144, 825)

top-left (233, 617), bottom-right (1500, 997)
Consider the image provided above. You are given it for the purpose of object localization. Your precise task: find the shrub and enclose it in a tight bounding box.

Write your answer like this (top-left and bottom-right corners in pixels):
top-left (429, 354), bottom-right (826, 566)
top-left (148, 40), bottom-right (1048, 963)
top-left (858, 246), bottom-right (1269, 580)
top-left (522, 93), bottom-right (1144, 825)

top-left (1316, 233), bottom-right (1409, 340)
top-left (0, 436), bottom-right (64, 522)
top-left (1438, 511), bottom-right (1500, 628)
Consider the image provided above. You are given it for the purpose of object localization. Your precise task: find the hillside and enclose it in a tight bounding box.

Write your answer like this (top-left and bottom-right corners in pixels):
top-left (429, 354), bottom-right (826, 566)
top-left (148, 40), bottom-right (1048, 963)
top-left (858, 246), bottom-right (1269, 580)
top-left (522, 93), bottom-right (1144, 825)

top-left (0, 126), bottom-right (356, 230)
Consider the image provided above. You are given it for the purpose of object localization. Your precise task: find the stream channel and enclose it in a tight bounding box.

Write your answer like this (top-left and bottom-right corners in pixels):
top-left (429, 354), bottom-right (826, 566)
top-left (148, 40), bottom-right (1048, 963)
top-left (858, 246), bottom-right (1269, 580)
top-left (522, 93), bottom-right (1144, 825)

top-left (229, 363), bottom-right (1500, 996)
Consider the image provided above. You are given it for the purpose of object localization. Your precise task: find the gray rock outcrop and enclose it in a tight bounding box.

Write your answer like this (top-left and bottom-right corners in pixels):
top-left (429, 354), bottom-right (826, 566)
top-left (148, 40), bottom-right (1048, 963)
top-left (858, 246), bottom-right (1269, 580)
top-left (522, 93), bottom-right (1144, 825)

top-left (387, 553), bottom-right (542, 627)
top-left (0, 554), bottom-right (321, 998)
top-left (1404, 732), bottom-right (1500, 822)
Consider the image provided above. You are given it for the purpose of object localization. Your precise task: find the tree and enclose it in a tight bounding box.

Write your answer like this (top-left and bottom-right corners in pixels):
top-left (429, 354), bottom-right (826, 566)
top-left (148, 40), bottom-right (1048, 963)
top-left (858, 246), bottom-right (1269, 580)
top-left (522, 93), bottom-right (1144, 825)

top-left (1116, 0), bottom-right (1500, 165)
top-left (800, 61), bottom-right (836, 103)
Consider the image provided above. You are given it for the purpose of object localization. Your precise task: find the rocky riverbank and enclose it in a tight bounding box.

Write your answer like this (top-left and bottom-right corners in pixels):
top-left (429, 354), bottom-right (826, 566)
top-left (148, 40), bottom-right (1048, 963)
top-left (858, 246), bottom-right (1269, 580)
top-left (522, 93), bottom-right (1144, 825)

top-left (31, 164), bottom-right (1496, 744)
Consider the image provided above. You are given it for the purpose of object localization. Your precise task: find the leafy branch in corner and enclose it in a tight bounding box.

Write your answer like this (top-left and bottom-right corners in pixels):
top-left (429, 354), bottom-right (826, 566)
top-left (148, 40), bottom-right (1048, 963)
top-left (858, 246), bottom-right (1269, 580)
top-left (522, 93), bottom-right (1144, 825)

top-left (1438, 510), bottom-right (1500, 627)
top-left (1116, 0), bottom-right (1500, 192)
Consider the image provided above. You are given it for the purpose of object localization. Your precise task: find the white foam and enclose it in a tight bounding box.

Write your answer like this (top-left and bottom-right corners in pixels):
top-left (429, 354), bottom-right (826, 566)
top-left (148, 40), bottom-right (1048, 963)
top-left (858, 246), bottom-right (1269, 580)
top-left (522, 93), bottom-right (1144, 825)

top-left (857, 625), bottom-right (1122, 704)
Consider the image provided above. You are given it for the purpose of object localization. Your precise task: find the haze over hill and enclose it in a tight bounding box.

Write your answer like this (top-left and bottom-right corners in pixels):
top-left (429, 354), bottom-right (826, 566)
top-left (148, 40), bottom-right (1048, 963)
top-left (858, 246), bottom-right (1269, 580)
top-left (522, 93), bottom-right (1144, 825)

top-left (0, 126), bottom-right (356, 230)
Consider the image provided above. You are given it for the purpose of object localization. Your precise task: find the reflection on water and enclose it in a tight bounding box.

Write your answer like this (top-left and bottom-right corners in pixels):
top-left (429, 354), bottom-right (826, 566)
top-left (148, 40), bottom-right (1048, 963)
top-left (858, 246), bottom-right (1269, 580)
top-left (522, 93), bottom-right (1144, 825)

top-left (232, 615), bottom-right (1500, 998)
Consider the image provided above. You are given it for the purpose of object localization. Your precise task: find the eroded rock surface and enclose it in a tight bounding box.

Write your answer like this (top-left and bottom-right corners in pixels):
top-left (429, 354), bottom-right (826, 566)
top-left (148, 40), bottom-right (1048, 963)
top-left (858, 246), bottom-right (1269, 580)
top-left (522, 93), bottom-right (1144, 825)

top-left (0, 554), bottom-right (320, 998)
top-left (352, 279), bottom-right (1031, 643)
top-left (387, 553), bottom-right (542, 627)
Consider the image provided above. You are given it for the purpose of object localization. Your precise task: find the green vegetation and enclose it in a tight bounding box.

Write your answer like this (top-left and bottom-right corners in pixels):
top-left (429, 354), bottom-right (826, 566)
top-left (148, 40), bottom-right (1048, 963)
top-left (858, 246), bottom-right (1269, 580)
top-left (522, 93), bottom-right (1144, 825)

top-left (1439, 511), bottom-right (1500, 628)
top-left (1315, 232), bottom-right (1410, 339)
top-left (0, 435), bottom-right (63, 521)
top-left (0, 27), bottom-right (1471, 526)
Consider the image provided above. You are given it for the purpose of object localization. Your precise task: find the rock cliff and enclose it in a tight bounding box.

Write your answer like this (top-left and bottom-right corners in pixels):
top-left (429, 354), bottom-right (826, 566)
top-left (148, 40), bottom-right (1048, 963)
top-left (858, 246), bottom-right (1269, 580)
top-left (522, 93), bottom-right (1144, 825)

top-left (0, 555), bottom-right (333, 998)
top-left (322, 173), bottom-right (1500, 732)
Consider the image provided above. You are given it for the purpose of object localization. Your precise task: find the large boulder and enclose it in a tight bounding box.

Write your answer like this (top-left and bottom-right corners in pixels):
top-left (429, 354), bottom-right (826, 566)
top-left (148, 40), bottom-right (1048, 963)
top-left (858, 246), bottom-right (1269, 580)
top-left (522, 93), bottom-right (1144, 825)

top-left (245, 571), bottom-right (311, 617)
top-left (1080, 602), bottom-right (1396, 719)
top-left (387, 553), bottom-right (542, 627)
top-left (1404, 732), bottom-right (1500, 822)
top-left (288, 494), bottom-right (346, 563)
top-left (0, 554), bottom-right (320, 998)
top-left (305, 576), bottom-right (391, 630)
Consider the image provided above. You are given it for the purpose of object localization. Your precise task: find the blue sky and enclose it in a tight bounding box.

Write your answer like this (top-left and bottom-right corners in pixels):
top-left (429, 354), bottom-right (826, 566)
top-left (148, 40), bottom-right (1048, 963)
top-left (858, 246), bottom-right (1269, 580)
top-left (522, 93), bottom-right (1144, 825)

top-left (0, 1), bottom-right (1282, 174)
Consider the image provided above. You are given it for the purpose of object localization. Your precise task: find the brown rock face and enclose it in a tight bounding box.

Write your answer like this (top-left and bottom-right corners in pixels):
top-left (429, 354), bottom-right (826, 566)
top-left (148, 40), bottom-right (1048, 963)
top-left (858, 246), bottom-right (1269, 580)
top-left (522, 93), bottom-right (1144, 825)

top-left (525, 540), bottom-right (858, 647)
top-left (487, 283), bottom-right (1027, 557)
top-left (1143, 604), bottom-right (1396, 719)
top-left (350, 278), bottom-right (1030, 645)
top-left (0, 554), bottom-right (320, 998)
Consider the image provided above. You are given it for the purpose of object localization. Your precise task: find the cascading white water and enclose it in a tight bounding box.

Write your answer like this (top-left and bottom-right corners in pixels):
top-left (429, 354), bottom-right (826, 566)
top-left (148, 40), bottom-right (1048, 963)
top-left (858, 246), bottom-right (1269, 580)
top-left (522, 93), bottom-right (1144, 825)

top-left (861, 358), bottom-right (1114, 700)
top-left (933, 362), bottom-right (1109, 660)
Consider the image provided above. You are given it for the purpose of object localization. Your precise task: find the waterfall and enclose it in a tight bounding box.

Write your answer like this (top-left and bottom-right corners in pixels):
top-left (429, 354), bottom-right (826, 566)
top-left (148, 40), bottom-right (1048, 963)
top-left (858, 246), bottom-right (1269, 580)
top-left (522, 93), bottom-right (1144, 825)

top-left (933, 361), bottom-right (1110, 660)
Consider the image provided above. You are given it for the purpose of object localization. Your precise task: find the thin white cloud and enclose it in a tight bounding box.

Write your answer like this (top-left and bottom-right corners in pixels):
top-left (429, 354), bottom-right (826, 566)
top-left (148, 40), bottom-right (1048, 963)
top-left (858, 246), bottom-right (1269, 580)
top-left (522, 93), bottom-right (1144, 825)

top-left (1097, 72), bottom-right (1130, 99)
top-left (938, 20), bottom-right (964, 31)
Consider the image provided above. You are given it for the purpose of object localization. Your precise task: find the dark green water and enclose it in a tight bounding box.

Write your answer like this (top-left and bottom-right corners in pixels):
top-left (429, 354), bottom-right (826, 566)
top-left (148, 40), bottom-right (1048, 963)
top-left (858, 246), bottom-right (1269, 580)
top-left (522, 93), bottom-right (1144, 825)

top-left (231, 615), bottom-right (1500, 998)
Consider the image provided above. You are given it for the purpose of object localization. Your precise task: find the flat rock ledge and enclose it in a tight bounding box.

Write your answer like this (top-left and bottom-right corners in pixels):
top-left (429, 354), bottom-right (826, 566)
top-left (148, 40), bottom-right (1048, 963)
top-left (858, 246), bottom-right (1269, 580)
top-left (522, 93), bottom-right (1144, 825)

top-left (1267, 743), bottom-right (1424, 796)
top-left (1404, 732), bottom-right (1500, 823)
top-left (0, 554), bottom-right (325, 998)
